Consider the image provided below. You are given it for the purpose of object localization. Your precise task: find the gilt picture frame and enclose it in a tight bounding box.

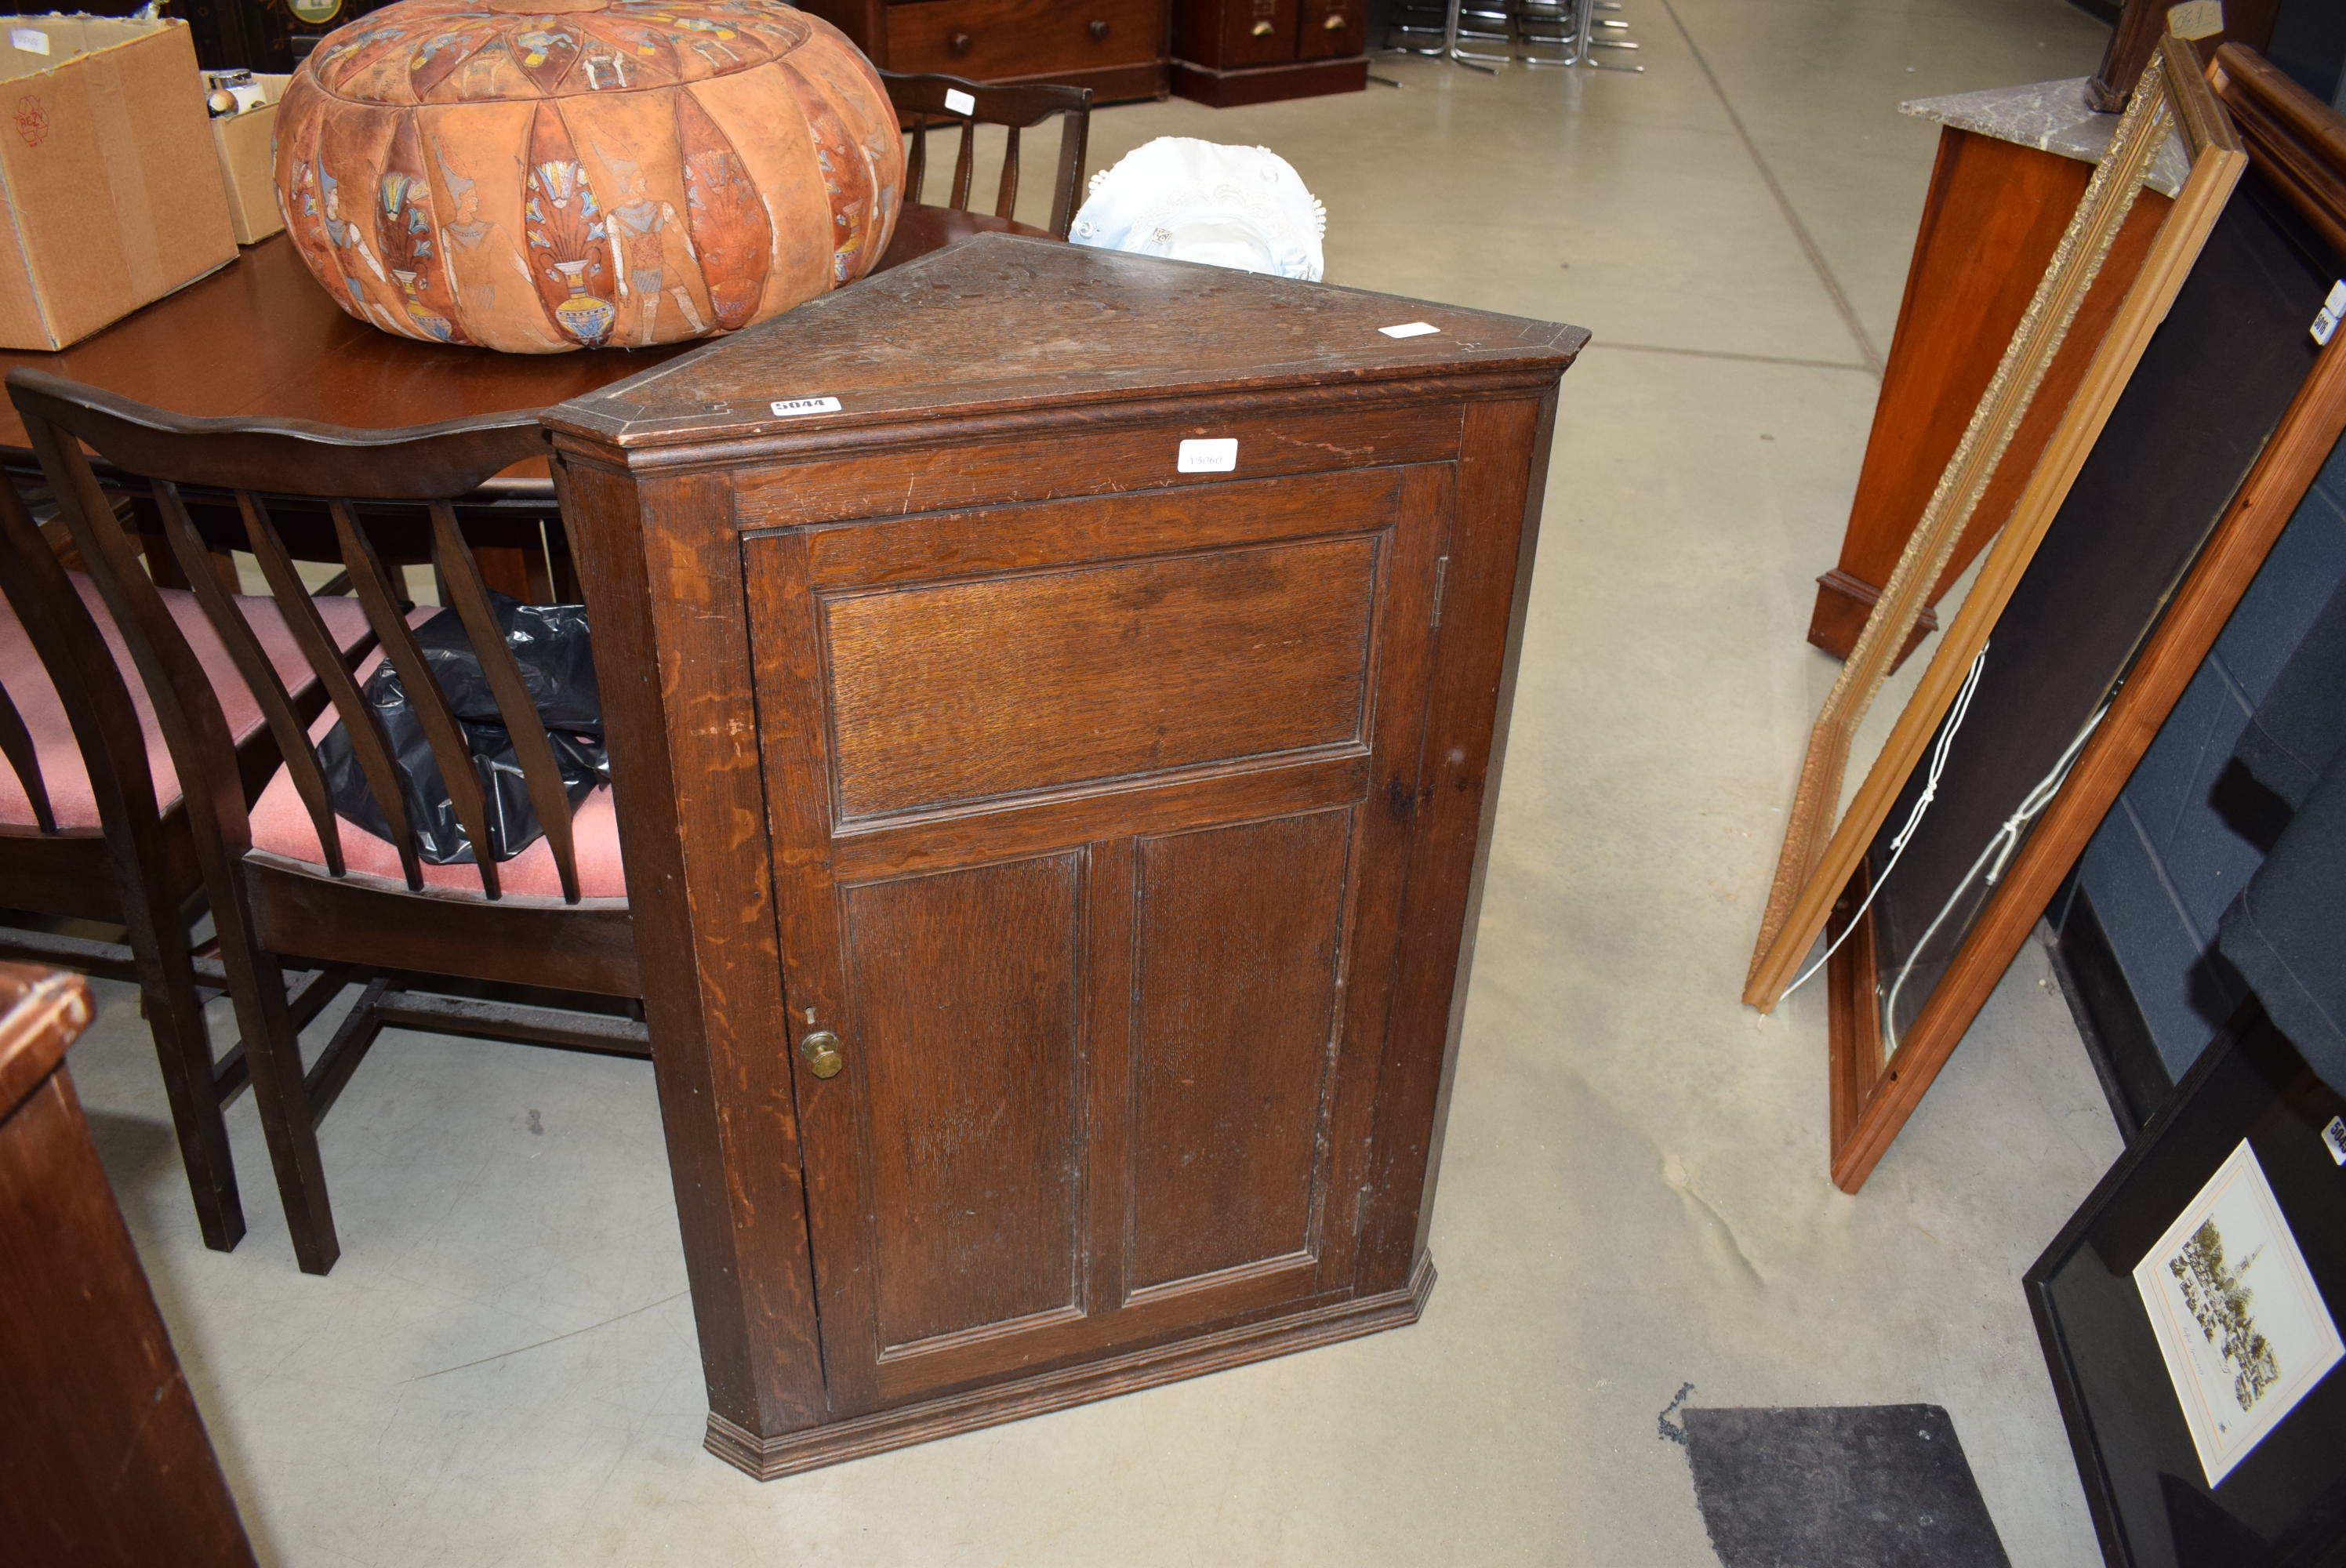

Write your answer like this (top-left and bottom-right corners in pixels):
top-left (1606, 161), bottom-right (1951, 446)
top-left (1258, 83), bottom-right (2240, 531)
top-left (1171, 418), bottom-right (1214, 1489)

top-left (1745, 30), bottom-right (2246, 1015)
top-left (1814, 47), bottom-right (2346, 1195)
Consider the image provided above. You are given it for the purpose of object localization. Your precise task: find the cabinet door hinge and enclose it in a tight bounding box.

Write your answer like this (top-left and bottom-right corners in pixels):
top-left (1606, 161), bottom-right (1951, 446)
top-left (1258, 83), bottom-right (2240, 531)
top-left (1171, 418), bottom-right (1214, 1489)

top-left (1431, 555), bottom-right (1449, 627)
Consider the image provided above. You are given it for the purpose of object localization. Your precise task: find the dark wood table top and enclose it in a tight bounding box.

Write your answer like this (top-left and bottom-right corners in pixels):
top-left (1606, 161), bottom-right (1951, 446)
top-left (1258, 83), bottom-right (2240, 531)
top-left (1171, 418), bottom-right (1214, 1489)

top-left (0, 204), bottom-right (1053, 494)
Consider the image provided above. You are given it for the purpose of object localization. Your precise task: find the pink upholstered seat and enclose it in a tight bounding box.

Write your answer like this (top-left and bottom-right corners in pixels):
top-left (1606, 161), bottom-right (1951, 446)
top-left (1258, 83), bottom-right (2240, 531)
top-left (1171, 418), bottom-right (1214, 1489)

top-left (245, 648), bottom-right (628, 900)
top-left (0, 573), bottom-right (375, 829)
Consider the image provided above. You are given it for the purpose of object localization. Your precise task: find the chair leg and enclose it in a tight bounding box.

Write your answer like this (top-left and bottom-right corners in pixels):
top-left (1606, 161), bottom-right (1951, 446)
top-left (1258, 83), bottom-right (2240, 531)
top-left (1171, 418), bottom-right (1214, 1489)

top-left (226, 946), bottom-right (341, 1276)
top-left (134, 920), bottom-right (246, 1253)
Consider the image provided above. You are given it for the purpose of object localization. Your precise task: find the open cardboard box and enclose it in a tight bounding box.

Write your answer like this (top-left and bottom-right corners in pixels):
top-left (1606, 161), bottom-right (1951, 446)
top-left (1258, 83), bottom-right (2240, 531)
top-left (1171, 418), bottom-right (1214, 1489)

top-left (0, 15), bottom-right (237, 350)
top-left (209, 71), bottom-right (292, 246)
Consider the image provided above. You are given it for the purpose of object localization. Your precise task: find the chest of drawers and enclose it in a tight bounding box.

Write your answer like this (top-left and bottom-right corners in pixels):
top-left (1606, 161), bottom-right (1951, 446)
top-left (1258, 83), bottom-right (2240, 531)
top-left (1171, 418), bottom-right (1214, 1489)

top-left (802, 0), bottom-right (1170, 103)
top-left (547, 234), bottom-right (1584, 1475)
top-left (1171, 0), bottom-right (1370, 105)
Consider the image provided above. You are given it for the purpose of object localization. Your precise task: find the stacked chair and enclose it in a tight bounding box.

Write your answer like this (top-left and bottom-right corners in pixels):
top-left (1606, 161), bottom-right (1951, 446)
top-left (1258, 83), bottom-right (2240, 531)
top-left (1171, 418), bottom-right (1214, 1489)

top-left (1381, 0), bottom-right (1640, 71)
top-left (880, 69), bottom-right (1092, 238)
top-left (4, 370), bottom-right (642, 1275)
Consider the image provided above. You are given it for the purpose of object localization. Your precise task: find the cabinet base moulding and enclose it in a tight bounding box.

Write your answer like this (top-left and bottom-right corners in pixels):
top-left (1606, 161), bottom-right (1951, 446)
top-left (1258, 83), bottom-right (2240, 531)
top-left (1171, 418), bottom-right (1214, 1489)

top-left (1808, 568), bottom-right (1938, 667)
top-left (704, 1254), bottom-right (1438, 1479)
top-left (1170, 55), bottom-right (1367, 107)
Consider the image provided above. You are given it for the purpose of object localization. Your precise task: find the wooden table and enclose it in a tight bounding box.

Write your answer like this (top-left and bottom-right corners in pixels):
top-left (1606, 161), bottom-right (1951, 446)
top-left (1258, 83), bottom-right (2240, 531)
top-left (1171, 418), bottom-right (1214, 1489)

top-left (0, 205), bottom-right (1051, 497)
top-left (549, 233), bottom-right (1585, 1476)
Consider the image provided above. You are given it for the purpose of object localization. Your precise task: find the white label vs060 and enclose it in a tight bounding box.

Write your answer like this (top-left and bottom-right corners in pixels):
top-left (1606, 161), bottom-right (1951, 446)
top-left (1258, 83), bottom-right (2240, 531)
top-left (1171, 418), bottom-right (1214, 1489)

top-left (1177, 438), bottom-right (1237, 473)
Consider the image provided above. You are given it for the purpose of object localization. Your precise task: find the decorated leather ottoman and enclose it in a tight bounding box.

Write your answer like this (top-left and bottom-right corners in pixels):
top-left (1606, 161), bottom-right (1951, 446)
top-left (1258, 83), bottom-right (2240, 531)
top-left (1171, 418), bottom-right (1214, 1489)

top-left (273, 0), bottom-right (902, 353)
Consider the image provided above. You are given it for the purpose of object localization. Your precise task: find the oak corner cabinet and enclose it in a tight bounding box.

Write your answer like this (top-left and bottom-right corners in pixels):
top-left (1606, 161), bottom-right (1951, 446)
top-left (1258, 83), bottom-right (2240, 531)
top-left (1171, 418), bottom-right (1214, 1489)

top-left (545, 234), bottom-right (1585, 1478)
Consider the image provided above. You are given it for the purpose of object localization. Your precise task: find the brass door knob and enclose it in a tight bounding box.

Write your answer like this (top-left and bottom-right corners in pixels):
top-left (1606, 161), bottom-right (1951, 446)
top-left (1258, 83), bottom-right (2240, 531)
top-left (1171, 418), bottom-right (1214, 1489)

top-left (1324, 12), bottom-right (1346, 26)
top-left (949, 31), bottom-right (972, 52)
top-left (1089, 19), bottom-right (1110, 38)
top-left (799, 1029), bottom-right (844, 1079)
top-left (1251, 18), bottom-right (1273, 32)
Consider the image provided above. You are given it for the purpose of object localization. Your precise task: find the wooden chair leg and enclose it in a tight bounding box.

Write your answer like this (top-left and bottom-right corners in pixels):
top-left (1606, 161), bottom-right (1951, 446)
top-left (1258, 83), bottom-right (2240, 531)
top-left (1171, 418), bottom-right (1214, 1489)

top-left (133, 919), bottom-right (245, 1253)
top-left (223, 944), bottom-right (340, 1275)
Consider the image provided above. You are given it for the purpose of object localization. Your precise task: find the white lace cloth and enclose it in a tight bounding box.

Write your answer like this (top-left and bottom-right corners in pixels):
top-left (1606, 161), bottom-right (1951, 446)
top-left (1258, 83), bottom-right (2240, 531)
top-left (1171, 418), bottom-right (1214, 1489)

top-left (1068, 137), bottom-right (1327, 281)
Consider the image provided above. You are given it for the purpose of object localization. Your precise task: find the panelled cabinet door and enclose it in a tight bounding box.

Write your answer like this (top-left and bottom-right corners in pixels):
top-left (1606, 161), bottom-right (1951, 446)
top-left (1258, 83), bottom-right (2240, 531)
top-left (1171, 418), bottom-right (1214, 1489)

top-left (746, 459), bottom-right (1451, 1414)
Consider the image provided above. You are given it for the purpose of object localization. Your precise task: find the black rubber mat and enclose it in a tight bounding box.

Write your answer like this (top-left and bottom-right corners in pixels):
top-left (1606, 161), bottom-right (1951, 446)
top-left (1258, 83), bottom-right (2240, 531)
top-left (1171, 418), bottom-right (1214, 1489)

top-left (1680, 1403), bottom-right (2011, 1568)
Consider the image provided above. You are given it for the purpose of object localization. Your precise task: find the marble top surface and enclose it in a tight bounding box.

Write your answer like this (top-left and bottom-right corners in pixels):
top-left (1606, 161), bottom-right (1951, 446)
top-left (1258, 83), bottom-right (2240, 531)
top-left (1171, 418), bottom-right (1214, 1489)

top-left (1901, 77), bottom-right (2192, 198)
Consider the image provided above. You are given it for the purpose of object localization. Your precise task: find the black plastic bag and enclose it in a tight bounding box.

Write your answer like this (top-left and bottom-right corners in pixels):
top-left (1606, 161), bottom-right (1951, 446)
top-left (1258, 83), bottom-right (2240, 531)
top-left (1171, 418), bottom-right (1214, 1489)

top-left (318, 595), bottom-right (607, 866)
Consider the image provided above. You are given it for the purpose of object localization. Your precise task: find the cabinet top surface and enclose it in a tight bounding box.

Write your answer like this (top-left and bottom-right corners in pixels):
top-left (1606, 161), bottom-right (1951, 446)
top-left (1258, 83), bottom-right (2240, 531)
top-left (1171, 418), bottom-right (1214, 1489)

top-left (544, 234), bottom-right (1589, 451)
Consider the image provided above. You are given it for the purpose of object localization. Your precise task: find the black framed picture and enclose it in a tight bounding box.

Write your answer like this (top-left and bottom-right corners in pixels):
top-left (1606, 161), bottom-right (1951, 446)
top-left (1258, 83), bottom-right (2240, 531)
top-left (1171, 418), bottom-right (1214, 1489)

top-left (2027, 1004), bottom-right (2346, 1566)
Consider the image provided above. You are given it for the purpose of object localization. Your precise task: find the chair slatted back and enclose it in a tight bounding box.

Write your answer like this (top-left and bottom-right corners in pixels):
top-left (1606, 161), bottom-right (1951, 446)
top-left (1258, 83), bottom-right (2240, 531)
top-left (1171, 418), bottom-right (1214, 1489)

top-left (6, 368), bottom-right (583, 905)
top-left (881, 71), bottom-right (1093, 238)
top-left (428, 503), bottom-right (582, 901)
top-left (0, 474), bottom-right (158, 844)
top-left (0, 676), bottom-right (53, 832)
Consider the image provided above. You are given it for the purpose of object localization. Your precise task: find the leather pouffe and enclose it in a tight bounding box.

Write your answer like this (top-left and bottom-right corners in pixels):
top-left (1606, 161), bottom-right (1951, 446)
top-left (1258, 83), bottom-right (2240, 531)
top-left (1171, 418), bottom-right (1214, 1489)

top-left (272, 0), bottom-right (902, 354)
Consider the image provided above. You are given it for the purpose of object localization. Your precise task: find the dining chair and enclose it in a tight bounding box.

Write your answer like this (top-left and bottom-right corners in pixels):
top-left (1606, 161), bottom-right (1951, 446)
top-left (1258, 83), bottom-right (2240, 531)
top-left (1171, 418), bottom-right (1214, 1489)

top-left (9, 368), bottom-right (645, 1276)
top-left (881, 69), bottom-right (1092, 239)
top-left (0, 474), bottom-right (373, 1254)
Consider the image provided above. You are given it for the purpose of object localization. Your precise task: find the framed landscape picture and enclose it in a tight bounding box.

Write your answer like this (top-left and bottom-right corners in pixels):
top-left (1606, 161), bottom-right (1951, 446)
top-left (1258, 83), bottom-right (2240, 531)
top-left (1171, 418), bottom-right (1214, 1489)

top-left (2133, 1140), bottom-right (2343, 1486)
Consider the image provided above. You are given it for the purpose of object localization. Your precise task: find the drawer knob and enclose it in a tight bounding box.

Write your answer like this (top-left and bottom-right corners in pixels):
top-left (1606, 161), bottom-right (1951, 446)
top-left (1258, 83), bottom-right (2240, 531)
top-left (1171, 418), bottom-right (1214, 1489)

top-left (1324, 12), bottom-right (1346, 25)
top-left (800, 1029), bottom-right (845, 1080)
top-left (1251, 18), bottom-right (1273, 33)
top-left (949, 30), bottom-right (972, 52)
top-left (1090, 18), bottom-right (1110, 38)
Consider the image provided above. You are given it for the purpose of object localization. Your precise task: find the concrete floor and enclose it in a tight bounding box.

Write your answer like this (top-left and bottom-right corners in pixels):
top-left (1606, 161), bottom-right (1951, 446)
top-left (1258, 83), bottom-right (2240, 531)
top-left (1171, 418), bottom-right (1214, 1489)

top-left (60, 2), bottom-right (2136, 1562)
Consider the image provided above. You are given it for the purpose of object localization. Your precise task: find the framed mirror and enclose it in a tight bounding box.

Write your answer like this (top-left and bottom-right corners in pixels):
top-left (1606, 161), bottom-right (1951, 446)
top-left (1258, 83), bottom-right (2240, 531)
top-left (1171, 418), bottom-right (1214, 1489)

top-left (1809, 47), bottom-right (2346, 1192)
top-left (1741, 31), bottom-right (2261, 1181)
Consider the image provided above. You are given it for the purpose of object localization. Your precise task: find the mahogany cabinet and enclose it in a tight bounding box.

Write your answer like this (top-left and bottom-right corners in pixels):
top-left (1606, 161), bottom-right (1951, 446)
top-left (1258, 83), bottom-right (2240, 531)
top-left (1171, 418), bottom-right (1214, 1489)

top-left (547, 234), bottom-right (1585, 1476)
top-left (1170, 0), bottom-right (1370, 106)
top-left (1807, 124), bottom-right (2170, 662)
top-left (797, 0), bottom-right (1170, 104)
top-left (0, 964), bottom-right (256, 1563)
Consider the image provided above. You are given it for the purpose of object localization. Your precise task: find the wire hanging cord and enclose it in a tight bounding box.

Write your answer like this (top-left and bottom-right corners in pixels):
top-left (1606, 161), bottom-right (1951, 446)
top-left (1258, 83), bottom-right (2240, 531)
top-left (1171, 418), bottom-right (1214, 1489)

top-left (1781, 646), bottom-right (1991, 1002)
top-left (1879, 697), bottom-right (2112, 1051)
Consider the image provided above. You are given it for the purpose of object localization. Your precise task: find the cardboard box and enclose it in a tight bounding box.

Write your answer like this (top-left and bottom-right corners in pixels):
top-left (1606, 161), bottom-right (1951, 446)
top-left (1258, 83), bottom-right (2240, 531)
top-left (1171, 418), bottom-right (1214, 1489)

top-left (209, 71), bottom-right (290, 246)
top-left (0, 16), bottom-right (238, 350)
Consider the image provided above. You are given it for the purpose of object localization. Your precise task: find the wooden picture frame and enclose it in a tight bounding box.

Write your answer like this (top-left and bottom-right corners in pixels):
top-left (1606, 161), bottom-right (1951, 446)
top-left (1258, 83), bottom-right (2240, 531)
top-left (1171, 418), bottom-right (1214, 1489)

top-left (1815, 49), bottom-right (2346, 1193)
top-left (1745, 31), bottom-right (2245, 1008)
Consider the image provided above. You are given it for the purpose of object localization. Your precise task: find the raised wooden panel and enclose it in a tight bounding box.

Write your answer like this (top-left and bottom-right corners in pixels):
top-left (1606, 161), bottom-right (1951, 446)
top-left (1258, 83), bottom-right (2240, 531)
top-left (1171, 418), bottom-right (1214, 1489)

top-left (832, 756), bottom-right (1371, 877)
top-left (1129, 809), bottom-right (1352, 1294)
top-left (844, 853), bottom-right (1086, 1353)
top-left (802, 469), bottom-right (1404, 590)
top-left (727, 401), bottom-right (1464, 528)
top-left (821, 535), bottom-right (1380, 821)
